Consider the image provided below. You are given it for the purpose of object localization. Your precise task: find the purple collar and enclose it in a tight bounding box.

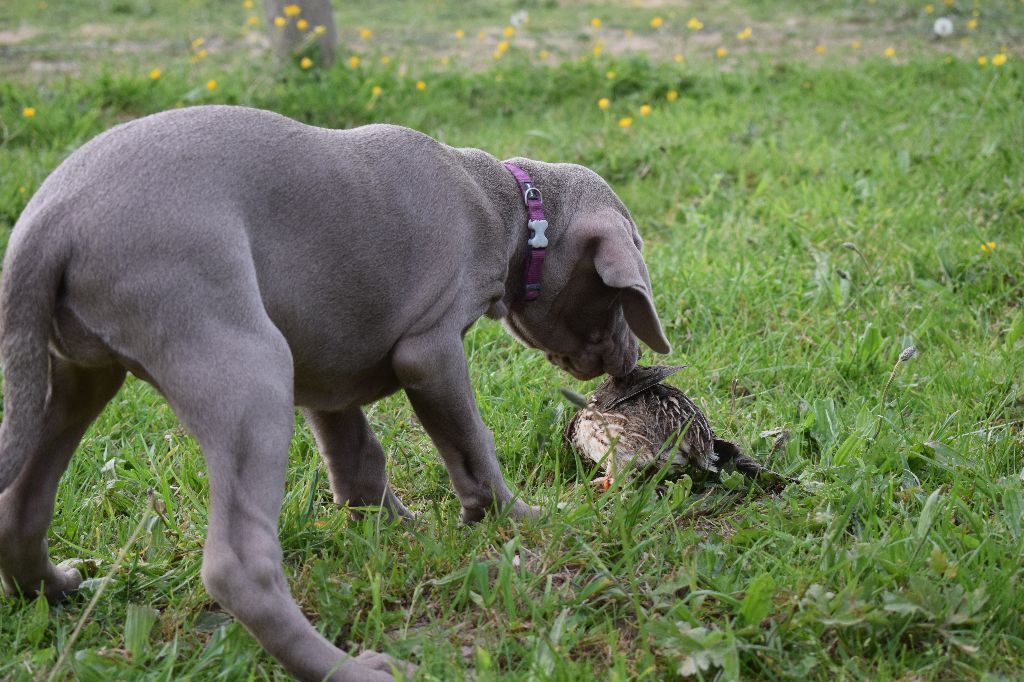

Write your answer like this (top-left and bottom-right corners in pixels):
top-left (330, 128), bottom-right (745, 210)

top-left (503, 162), bottom-right (548, 301)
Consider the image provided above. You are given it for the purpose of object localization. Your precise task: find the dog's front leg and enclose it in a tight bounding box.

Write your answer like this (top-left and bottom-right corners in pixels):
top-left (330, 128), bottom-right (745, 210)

top-left (394, 332), bottom-right (540, 523)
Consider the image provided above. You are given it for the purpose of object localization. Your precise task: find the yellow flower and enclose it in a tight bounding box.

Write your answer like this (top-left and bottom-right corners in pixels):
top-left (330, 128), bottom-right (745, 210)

top-left (348, 55), bottom-right (361, 68)
top-left (497, 40), bottom-right (509, 53)
top-left (274, 16), bottom-right (286, 27)
top-left (606, 70), bottom-right (615, 79)
top-left (592, 41), bottom-right (604, 56)
top-left (371, 85), bottom-right (382, 96)
top-left (650, 16), bottom-right (663, 29)
top-left (206, 79), bottom-right (217, 90)
top-left (149, 68), bottom-right (162, 80)
top-left (22, 106), bottom-right (36, 118)
top-left (297, 19), bottom-right (308, 30)
top-left (416, 80), bottom-right (426, 91)
top-left (618, 117), bottom-right (633, 128)
top-left (283, 4), bottom-right (301, 16)
top-left (454, 29), bottom-right (465, 39)
top-left (992, 53), bottom-right (1007, 65)
top-left (852, 40), bottom-right (862, 49)
top-left (197, 48), bottom-right (208, 59)
top-left (977, 55), bottom-right (988, 65)
top-left (737, 27), bottom-right (752, 40)
top-left (591, 18), bottom-right (601, 28)
top-left (925, 3), bottom-right (934, 12)
top-left (716, 46), bottom-right (728, 58)
top-left (597, 97), bottom-right (609, 109)
top-left (359, 28), bottom-right (372, 39)
top-left (884, 46), bottom-right (896, 58)
top-left (666, 90), bottom-right (679, 102)
top-left (191, 37), bottom-right (204, 48)
top-left (639, 104), bottom-right (651, 116)
top-left (944, 0), bottom-right (953, 4)
top-left (477, 31), bottom-right (486, 41)
top-left (980, 241), bottom-right (996, 253)
top-left (247, 15), bottom-right (259, 25)
top-left (19, 186), bottom-right (26, 193)
top-left (300, 56), bottom-right (313, 69)
top-left (380, 55), bottom-right (391, 64)
top-left (242, 0), bottom-right (252, 7)
top-left (674, 53), bottom-right (684, 63)
top-left (687, 17), bottom-right (703, 30)
top-left (313, 24), bottom-right (326, 35)
top-left (815, 44), bottom-right (826, 54)
top-left (966, 18), bottom-right (977, 29)
top-left (503, 25), bottom-right (515, 37)
top-left (539, 49), bottom-right (549, 60)
top-left (440, 56), bottom-right (450, 65)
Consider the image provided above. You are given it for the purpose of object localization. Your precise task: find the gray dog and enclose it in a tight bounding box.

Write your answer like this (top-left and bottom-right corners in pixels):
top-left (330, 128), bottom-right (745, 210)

top-left (0, 105), bottom-right (670, 680)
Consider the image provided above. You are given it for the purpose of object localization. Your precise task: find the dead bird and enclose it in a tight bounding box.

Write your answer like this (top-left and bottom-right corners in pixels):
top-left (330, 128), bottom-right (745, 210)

top-left (563, 365), bottom-right (793, 491)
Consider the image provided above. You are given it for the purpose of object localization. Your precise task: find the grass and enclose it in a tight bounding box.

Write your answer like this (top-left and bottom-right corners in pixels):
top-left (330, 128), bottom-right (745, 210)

top-left (1, 1), bottom-right (1023, 680)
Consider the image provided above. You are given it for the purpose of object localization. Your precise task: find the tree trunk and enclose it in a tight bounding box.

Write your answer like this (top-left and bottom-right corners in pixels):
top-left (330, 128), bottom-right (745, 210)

top-left (263, 0), bottom-right (337, 67)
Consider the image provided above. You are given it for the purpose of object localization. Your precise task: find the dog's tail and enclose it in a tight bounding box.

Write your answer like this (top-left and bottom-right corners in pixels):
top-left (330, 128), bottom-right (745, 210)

top-left (0, 209), bottom-right (69, 494)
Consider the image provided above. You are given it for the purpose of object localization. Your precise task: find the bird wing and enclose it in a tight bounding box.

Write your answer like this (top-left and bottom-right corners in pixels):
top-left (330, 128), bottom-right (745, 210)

top-left (602, 365), bottom-right (689, 409)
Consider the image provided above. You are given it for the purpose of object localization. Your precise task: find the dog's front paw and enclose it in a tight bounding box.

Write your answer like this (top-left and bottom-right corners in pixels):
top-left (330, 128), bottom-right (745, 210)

top-left (461, 498), bottom-right (542, 524)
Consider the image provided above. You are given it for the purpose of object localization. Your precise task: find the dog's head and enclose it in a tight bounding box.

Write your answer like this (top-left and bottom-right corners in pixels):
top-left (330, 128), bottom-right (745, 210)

top-left (502, 163), bottom-right (670, 380)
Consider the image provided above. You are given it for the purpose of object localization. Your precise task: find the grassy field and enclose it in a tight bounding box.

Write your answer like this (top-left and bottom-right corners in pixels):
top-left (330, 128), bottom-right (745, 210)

top-left (2, 0), bottom-right (1023, 680)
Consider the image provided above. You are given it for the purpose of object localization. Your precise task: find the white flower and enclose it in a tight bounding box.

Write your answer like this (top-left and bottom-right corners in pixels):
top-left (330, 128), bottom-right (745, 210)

top-left (510, 10), bottom-right (529, 27)
top-left (933, 17), bottom-right (954, 38)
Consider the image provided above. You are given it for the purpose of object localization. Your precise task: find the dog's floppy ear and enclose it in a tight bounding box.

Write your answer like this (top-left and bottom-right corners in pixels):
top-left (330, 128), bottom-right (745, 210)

top-left (589, 212), bottom-right (672, 354)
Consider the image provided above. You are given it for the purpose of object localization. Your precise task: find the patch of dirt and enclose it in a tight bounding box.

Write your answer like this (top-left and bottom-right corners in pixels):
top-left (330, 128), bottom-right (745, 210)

top-left (0, 26), bottom-right (41, 44)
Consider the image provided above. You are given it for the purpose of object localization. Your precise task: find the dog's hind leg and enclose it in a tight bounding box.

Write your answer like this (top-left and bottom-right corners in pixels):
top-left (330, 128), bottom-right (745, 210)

top-left (144, 321), bottom-right (406, 682)
top-left (302, 408), bottom-right (414, 522)
top-left (0, 359), bottom-right (125, 600)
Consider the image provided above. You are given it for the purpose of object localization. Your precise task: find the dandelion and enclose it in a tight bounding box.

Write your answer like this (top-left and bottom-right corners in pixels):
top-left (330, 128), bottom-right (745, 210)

top-left (313, 24), bottom-right (326, 34)
top-left (933, 17), bottom-right (953, 37)
top-left (618, 117), bottom-right (633, 128)
top-left (191, 37), bottom-right (205, 48)
top-left (992, 53), bottom-right (1007, 65)
top-left (497, 40), bottom-right (509, 53)
top-left (149, 68), bottom-right (162, 80)
top-left (274, 16), bottom-right (286, 27)
top-left (592, 41), bottom-right (604, 56)
top-left (243, 0), bottom-right (252, 7)
top-left (297, 18), bottom-right (308, 30)
top-left (674, 53), bottom-right (684, 63)
top-left (639, 104), bottom-right (651, 116)
top-left (454, 29), bottom-right (465, 38)
top-left (300, 56), bottom-right (313, 69)
top-left (884, 46), bottom-right (896, 58)
top-left (815, 44), bottom-right (826, 54)
top-left (716, 46), bottom-right (728, 58)
top-left (687, 17), bottom-right (703, 30)
top-left (737, 27), bottom-right (752, 40)
top-left (503, 25), bottom-right (515, 37)
top-left (966, 18), bottom-right (977, 29)
top-left (416, 80), bottom-right (426, 91)
top-left (371, 85), bottom-right (382, 96)
top-left (283, 4), bottom-right (301, 16)
top-left (247, 15), bottom-right (259, 25)
top-left (539, 49), bottom-right (549, 60)
top-left (852, 40), bottom-right (862, 49)
top-left (348, 55), bottom-right (361, 68)
top-left (666, 90), bottom-right (679, 102)
top-left (206, 79), bottom-right (217, 90)
top-left (606, 70), bottom-right (615, 79)
top-left (359, 28), bottom-right (372, 39)
top-left (22, 106), bottom-right (36, 118)
top-left (977, 55), bottom-right (988, 65)
top-left (197, 48), bottom-right (208, 59)
top-left (980, 241), bottom-right (997, 252)
top-left (591, 18), bottom-right (601, 28)
top-left (598, 97), bottom-right (610, 109)
top-left (650, 16), bottom-right (663, 29)
top-left (925, 3), bottom-right (934, 13)
top-left (380, 55), bottom-right (391, 64)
